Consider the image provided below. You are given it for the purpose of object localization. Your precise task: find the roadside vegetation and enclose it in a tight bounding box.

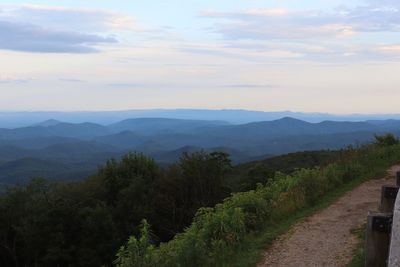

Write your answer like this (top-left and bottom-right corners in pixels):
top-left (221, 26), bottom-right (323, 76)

top-left (115, 134), bottom-right (400, 267)
top-left (347, 225), bottom-right (366, 267)
top-left (0, 134), bottom-right (398, 266)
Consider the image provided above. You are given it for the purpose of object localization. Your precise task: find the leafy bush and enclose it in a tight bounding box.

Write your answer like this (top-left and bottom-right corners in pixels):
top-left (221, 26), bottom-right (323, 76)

top-left (115, 220), bottom-right (156, 267)
top-left (374, 133), bottom-right (399, 147)
top-left (0, 151), bottom-right (233, 267)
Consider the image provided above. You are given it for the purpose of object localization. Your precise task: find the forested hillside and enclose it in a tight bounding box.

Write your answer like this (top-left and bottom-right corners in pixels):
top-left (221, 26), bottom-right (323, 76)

top-left (1, 134), bottom-right (399, 266)
top-left (115, 134), bottom-right (400, 267)
top-left (1, 117), bottom-right (400, 186)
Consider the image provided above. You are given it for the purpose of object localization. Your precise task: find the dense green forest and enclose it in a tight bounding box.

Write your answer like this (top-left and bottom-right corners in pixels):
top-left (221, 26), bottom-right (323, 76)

top-left (0, 134), bottom-right (399, 266)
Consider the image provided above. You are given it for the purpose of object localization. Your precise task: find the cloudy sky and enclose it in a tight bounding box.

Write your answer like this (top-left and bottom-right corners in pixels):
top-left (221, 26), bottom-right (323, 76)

top-left (0, 0), bottom-right (399, 113)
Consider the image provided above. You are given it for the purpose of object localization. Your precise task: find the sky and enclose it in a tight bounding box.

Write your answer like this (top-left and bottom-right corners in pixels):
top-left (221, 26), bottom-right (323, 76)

top-left (0, 0), bottom-right (400, 114)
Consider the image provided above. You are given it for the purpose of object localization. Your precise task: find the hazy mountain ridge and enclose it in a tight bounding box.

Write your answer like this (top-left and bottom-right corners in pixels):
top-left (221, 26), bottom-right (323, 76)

top-left (0, 122), bottom-right (111, 140)
top-left (109, 118), bottom-right (230, 135)
top-left (0, 116), bottom-right (399, 185)
top-left (3, 109), bottom-right (400, 128)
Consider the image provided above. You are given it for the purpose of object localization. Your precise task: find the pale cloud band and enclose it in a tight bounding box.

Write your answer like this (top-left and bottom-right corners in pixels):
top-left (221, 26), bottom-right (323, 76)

top-left (202, 1), bottom-right (400, 40)
top-left (0, 20), bottom-right (116, 53)
top-left (199, 0), bottom-right (400, 61)
top-left (1, 1), bottom-right (400, 59)
top-left (0, 74), bottom-right (30, 84)
top-left (0, 4), bottom-right (135, 53)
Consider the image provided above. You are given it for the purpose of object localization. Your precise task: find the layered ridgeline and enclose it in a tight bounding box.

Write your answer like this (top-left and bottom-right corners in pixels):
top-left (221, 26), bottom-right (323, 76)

top-left (0, 134), bottom-right (399, 266)
top-left (1, 117), bottom-right (400, 186)
top-left (3, 109), bottom-right (400, 128)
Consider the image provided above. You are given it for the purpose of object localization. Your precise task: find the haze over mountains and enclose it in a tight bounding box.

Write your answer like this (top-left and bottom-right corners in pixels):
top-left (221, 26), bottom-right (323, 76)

top-left (1, 112), bottom-right (400, 186)
top-left (2, 109), bottom-right (400, 128)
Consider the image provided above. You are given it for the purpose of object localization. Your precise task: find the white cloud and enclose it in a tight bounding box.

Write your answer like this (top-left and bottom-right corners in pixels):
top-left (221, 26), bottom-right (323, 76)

top-left (0, 74), bottom-right (31, 84)
top-left (0, 20), bottom-right (117, 53)
top-left (201, 1), bottom-right (400, 39)
top-left (0, 4), bottom-right (179, 53)
top-left (202, 8), bottom-right (289, 18)
top-left (178, 44), bottom-right (304, 62)
top-left (242, 8), bottom-right (289, 17)
top-left (378, 45), bottom-right (400, 54)
top-left (1, 4), bottom-right (138, 32)
top-left (0, 4), bottom-right (144, 53)
top-left (198, 1), bottom-right (400, 62)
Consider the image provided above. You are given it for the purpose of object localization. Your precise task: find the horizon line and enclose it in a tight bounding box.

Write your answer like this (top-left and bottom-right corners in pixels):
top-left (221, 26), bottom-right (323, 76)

top-left (0, 108), bottom-right (399, 117)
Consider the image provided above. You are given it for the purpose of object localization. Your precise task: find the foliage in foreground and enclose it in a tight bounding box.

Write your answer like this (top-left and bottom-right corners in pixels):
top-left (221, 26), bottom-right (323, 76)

top-left (116, 141), bottom-right (400, 267)
top-left (0, 151), bottom-right (232, 267)
top-left (347, 225), bottom-right (366, 267)
top-left (374, 133), bottom-right (399, 147)
top-left (0, 147), bottom-right (343, 266)
top-left (0, 134), bottom-right (398, 267)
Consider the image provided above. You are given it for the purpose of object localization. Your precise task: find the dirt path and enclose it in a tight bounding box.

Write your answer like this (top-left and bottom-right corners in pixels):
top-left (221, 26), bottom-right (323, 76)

top-left (258, 165), bottom-right (400, 267)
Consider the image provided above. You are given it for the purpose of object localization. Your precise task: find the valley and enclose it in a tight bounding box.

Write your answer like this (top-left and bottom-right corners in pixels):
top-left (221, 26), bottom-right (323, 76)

top-left (0, 116), bottom-right (398, 186)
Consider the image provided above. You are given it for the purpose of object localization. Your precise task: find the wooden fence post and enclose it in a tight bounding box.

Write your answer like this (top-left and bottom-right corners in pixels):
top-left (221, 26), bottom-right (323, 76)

top-left (396, 171), bottom-right (400, 186)
top-left (380, 185), bottom-right (399, 213)
top-left (366, 212), bottom-right (392, 267)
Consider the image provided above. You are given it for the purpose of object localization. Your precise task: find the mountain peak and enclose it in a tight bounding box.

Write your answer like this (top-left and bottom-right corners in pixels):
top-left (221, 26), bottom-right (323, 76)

top-left (274, 117), bottom-right (309, 124)
top-left (33, 119), bottom-right (62, 127)
top-left (278, 116), bottom-right (303, 121)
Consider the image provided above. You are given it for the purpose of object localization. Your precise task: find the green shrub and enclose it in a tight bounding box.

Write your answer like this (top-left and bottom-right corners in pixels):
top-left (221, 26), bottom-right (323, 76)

top-left (114, 220), bottom-right (156, 267)
top-left (224, 190), bottom-right (269, 230)
top-left (374, 133), bottom-right (399, 147)
top-left (324, 163), bottom-right (344, 187)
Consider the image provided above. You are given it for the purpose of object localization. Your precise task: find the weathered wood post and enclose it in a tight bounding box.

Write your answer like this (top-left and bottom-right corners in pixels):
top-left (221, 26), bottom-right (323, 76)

top-left (380, 185), bottom-right (399, 212)
top-left (366, 212), bottom-right (393, 267)
top-left (396, 171), bottom-right (400, 186)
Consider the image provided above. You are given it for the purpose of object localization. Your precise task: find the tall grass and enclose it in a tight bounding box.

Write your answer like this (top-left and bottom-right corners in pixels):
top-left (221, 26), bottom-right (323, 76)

top-left (115, 144), bottom-right (400, 267)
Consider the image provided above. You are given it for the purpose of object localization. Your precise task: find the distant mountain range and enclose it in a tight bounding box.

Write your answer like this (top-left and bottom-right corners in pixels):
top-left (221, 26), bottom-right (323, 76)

top-left (0, 116), bottom-right (399, 186)
top-left (2, 109), bottom-right (400, 128)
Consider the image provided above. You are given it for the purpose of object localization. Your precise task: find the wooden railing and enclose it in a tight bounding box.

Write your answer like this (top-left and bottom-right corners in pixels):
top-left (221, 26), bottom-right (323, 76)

top-left (366, 171), bottom-right (400, 267)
